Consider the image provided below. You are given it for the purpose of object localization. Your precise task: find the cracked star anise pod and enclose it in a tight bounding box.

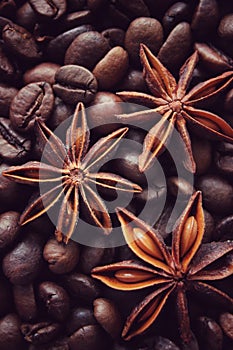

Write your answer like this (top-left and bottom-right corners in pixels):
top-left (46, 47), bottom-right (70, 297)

top-left (117, 44), bottom-right (233, 173)
top-left (92, 191), bottom-right (233, 348)
top-left (3, 102), bottom-right (142, 243)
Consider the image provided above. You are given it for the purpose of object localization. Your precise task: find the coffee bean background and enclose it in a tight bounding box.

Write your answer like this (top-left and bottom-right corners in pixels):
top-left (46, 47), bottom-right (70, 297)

top-left (0, 1), bottom-right (233, 349)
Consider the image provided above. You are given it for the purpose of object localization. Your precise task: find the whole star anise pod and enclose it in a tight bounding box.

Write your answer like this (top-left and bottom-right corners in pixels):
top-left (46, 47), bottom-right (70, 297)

top-left (92, 191), bottom-right (233, 347)
top-left (117, 45), bottom-right (233, 173)
top-left (3, 102), bottom-right (141, 243)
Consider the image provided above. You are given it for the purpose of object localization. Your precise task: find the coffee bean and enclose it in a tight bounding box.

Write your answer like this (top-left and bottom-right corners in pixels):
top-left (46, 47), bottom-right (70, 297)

top-left (48, 97), bottom-right (74, 130)
top-left (0, 118), bottom-right (31, 164)
top-left (2, 231), bottom-right (44, 284)
top-left (157, 22), bottom-right (192, 74)
top-left (163, 2), bottom-right (192, 34)
top-left (39, 281), bottom-right (70, 322)
top-left (0, 83), bottom-right (18, 117)
top-left (43, 238), bottom-right (80, 274)
top-left (15, 2), bottom-right (37, 31)
top-left (79, 243), bottom-right (115, 274)
top-left (69, 324), bottom-right (108, 350)
top-left (64, 31), bottom-right (110, 70)
top-left (196, 174), bottom-right (233, 215)
top-left (191, 136), bottom-right (212, 175)
top-left (0, 45), bottom-right (20, 85)
top-left (139, 336), bottom-right (180, 350)
top-left (93, 46), bottom-right (129, 90)
top-left (64, 273), bottom-right (100, 303)
top-left (125, 17), bottom-right (163, 67)
top-left (46, 25), bottom-right (93, 64)
top-left (202, 209), bottom-right (215, 243)
top-left (0, 211), bottom-right (20, 250)
top-left (168, 176), bottom-right (194, 198)
top-left (215, 215), bottom-right (233, 241)
top-left (23, 63), bottom-right (60, 85)
top-left (2, 23), bottom-right (41, 61)
top-left (0, 314), bottom-right (23, 350)
top-left (13, 284), bottom-right (37, 321)
top-left (10, 82), bottom-right (54, 133)
top-left (61, 10), bottom-right (92, 30)
top-left (21, 321), bottom-right (61, 345)
top-left (0, 0), bottom-right (16, 17)
top-left (214, 141), bottom-right (233, 176)
top-left (93, 298), bottom-right (122, 339)
top-left (219, 313), bottom-right (233, 340)
top-left (28, 337), bottom-right (70, 350)
top-left (66, 307), bottom-right (97, 335)
top-left (102, 28), bottom-right (125, 48)
top-left (29, 0), bottom-right (67, 20)
top-left (218, 14), bottom-right (233, 43)
top-left (53, 65), bottom-right (98, 104)
top-left (118, 69), bottom-right (147, 92)
top-left (191, 0), bottom-right (219, 39)
top-left (195, 316), bottom-right (223, 350)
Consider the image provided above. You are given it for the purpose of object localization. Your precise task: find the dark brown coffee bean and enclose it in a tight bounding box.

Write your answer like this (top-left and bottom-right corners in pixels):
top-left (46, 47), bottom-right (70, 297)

top-left (139, 336), bottom-right (180, 350)
top-left (54, 65), bottom-right (98, 104)
top-left (219, 313), bottom-right (233, 340)
top-left (191, 0), bottom-right (219, 39)
top-left (157, 22), bottom-right (192, 73)
top-left (2, 23), bottom-right (41, 61)
top-left (215, 215), bottom-right (233, 241)
top-left (93, 46), bottom-right (129, 90)
top-left (93, 298), bottom-right (122, 339)
top-left (79, 243), bottom-right (115, 274)
top-left (69, 324), bottom-right (108, 350)
top-left (168, 176), bottom-right (194, 198)
top-left (218, 14), bottom-right (233, 42)
top-left (202, 209), bottom-right (215, 243)
top-left (28, 337), bottom-right (70, 350)
top-left (64, 31), bottom-right (110, 70)
top-left (0, 0), bottom-right (16, 17)
top-left (21, 322), bottom-right (61, 345)
top-left (10, 82), bottom-right (54, 133)
top-left (15, 2), bottom-right (37, 31)
top-left (214, 141), bottom-right (233, 176)
top-left (0, 45), bottom-right (20, 85)
top-left (196, 174), bottom-right (233, 215)
top-left (64, 273), bottom-right (100, 303)
top-left (23, 63), bottom-right (60, 85)
top-left (0, 83), bottom-right (18, 117)
top-left (39, 281), bottom-right (70, 322)
top-left (125, 17), bottom-right (163, 67)
top-left (43, 238), bottom-right (80, 274)
top-left (118, 69), bottom-right (147, 92)
top-left (191, 136), bottom-right (212, 175)
top-left (163, 2), bottom-right (191, 34)
top-left (66, 307), bottom-right (97, 335)
top-left (13, 284), bottom-right (37, 321)
top-left (2, 231), bottom-right (44, 284)
top-left (194, 43), bottom-right (233, 74)
top-left (48, 97), bottom-right (74, 130)
top-left (0, 211), bottom-right (20, 250)
top-left (102, 28), bottom-right (125, 48)
top-left (0, 118), bottom-right (31, 164)
top-left (29, 0), bottom-right (67, 20)
top-left (46, 25), bottom-right (93, 64)
top-left (195, 316), bottom-right (223, 350)
top-left (0, 314), bottom-right (23, 350)
top-left (61, 10), bottom-right (92, 30)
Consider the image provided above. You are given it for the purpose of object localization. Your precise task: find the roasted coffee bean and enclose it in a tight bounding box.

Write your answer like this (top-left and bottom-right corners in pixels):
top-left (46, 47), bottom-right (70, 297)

top-left (93, 46), bottom-right (129, 90)
top-left (23, 63), bottom-right (60, 85)
top-left (0, 118), bottom-right (31, 163)
top-left (66, 307), bottom-right (97, 335)
top-left (202, 209), bottom-right (215, 243)
top-left (167, 176), bottom-right (194, 198)
top-left (64, 31), bottom-right (110, 70)
top-left (15, 2), bottom-right (37, 31)
top-left (46, 25), bottom-right (93, 63)
top-left (191, 0), bottom-right (219, 39)
top-left (138, 335), bottom-right (180, 350)
top-left (2, 22), bottom-right (41, 61)
top-left (191, 136), bottom-right (212, 175)
top-left (0, 45), bottom-right (20, 84)
top-left (195, 316), bottom-right (223, 350)
top-left (218, 14), bottom-right (233, 43)
top-left (163, 2), bottom-right (192, 34)
top-left (21, 321), bottom-right (61, 345)
top-left (0, 211), bottom-right (20, 250)
top-left (0, 83), bottom-right (18, 116)
top-left (219, 313), bottom-right (233, 340)
top-left (102, 28), bottom-right (125, 48)
top-left (69, 324), bottom-right (108, 350)
top-left (48, 97), bottom-right (74, 130)
top-left (118, 69), bottom-right (147, 92)
top-left (43, 238), bottom-right (80, 274)
top-left (214, 141), bottom-right (233, 176)
top-left (0, 314), bottom-right (23, 350)
top-left (54, 65), bottom-right (98, 104)
top-left (64, 273), bottom-right (100, 303)
top-left (61, 10), bottom-right (92, 30)
top-left (29, 0), bottom-right (67, 20)
top-left (28, 337), bottom-right (70, 350)
top-left (93, 298), bottom-right (122, 339)
top-left (0, 0), bottom-right (16, 17)
top-left (10, 82), bottom-right (54, 133)
top-left (2, 231), bottom-right (44, 284)
top-left (196, 174), bottom-right (233, 215)
top-left (39, 281), bottom-right (70, 322)
top-left (79, 243), bottom-right (115, 274)
top-left (215, 215), bottom-right (233, 241)
top-left (157, 22), bottom-right (192, 73)
top-left (13, 284), bottom-right (37, 321)
top-left (125, 17), bottom-right (163, 67)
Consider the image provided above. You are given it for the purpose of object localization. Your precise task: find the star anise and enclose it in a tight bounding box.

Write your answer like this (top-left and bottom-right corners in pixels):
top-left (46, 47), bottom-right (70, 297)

top-left (3, 102), bottom-right (142, 243)
top-left (92, 191), bottom-right (233, 346)
top-left (117, 44), bottom-right (233, 173)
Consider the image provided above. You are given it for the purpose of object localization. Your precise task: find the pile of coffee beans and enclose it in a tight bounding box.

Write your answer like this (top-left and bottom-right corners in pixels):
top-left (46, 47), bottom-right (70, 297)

top-left (0, 1), bottom-right (233, 349)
